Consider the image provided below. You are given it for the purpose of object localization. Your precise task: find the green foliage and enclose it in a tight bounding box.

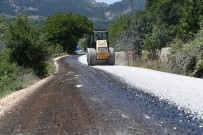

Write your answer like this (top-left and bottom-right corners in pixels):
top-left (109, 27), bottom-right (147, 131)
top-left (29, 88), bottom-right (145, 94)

top-left (177, 0), bottom-right (203, 40)
top-left (145, 0), bottom-right (156, 8)
top-left (169, 25), bottom-right (203, 77)
top-left (147, 0), bottom-right (184, 25)
top-left (109, 9), bottom-right (176, 53)
top-left (53, 44), bottom-right (64, 54)
top-left (0, 12), bottom-right (5, 38)
top-left (193, 60), bottom-right (203, 78)
top-left (143, 0), bottom-right (203, 52)
top-left (146, 0), bottom-right (203, 39)
top-left (135, 10), bottom-right (155, 40)
top-left (141, 0), bottom-right (184, 52)
top-left (109, 0), bottom-right (203, 79)
top-left (110, 0), bottom-right (203, 58)
top-left (143, 24), bottom-right (175, 53)
top-left (4, 14), bottom-right (50, 77)
top-left (43, 12), bottom-right (93, 53)
top-left (109, 15), bottom-right (131, 51)
top-left (79, 38), bottom-right (88, 50)
top-left (0, 49), bottom-right (39, 97)
top-left (0, 49), bottom-right (22, 93)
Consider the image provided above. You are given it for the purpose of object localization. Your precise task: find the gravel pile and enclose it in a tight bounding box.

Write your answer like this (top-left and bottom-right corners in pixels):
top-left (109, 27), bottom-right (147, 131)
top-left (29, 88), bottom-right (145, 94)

top-left (79, 55), bottom-right (203, 119)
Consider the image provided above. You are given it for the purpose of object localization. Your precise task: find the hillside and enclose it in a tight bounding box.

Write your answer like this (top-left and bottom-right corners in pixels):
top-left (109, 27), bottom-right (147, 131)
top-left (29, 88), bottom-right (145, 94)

top-left (106, 0), bottom-right (145, 19)
top-left (0, 0), bottom-right (145, 19)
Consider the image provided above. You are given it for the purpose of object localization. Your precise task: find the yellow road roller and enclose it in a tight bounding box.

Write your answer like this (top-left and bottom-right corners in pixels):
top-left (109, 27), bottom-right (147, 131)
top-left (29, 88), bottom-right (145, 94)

top-left (87, 30), bottom-right (115, 66)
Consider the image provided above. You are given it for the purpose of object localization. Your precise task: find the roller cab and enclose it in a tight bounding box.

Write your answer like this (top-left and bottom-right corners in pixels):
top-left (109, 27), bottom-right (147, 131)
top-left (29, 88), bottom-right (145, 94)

top-left (96, 40), bottom-right (109, 60)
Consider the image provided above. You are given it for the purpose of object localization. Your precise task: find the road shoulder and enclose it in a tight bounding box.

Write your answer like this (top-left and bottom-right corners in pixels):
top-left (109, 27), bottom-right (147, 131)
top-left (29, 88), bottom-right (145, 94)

top-left (0, 55), bottom-right (67, 119)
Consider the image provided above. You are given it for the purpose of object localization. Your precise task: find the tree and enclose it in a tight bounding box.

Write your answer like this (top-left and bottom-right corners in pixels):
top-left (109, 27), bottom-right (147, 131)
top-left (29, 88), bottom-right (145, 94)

top-left (43, 12), bottom-right (93, 53)
top-left (110, 0), bottom-right (203, 60)
top-left (143, 24), bottom-right (174, 53)
top-left (145, 0), bottom-right (157, 9)
top-left (147, 0), bottom-right (184, 26)
top-left (0, 11), bottom-right (5, 39)
top-left (109, 15), bottom-right (131, 51)
top-left (4, 14), bottom-right (50, 77)
top-left (146, 0), bottom-right (203, 41)
top-left (177, 0), bottom-right (203, 40)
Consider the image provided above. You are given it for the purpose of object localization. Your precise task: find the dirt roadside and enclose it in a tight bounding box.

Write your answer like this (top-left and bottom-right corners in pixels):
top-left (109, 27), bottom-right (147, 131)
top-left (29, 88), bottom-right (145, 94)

top-left (0, 55), bottom-right (66, 119)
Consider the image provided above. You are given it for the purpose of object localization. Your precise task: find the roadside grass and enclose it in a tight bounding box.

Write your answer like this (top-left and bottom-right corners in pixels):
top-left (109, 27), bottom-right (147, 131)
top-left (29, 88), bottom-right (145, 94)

top-left (0, 49), bottom-right (39, 99)
top-left (126, 58), bottom-right (169, 73)
top-left (0, 53), bottom-right (67, 99)
top-left (0, 66), bottom-right (39, 99)
top-left (46, 60), bottom-right (56, 77)
top-left (46, 54), bottom-right (65, 77)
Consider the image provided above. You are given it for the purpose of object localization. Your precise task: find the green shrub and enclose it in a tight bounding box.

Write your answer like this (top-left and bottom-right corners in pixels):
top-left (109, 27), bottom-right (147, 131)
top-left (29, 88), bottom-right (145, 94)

top-left (0, 49), bottom-right (39, 98)
top-left (52, 43), bottom-right (64, 54)
top-left (169, 24), bottom-right (203, 77)
top-left (3, 15), bottom-right (51, 77)
top-left (192, 60), bottom-right (203, 78)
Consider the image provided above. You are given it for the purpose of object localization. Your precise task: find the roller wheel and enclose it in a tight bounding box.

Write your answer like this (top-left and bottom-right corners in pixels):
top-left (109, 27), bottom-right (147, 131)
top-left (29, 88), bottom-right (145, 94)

top-left (87, 48), bottom-right (96, 66)
top-left (108, 47), bottom-right (115, 65)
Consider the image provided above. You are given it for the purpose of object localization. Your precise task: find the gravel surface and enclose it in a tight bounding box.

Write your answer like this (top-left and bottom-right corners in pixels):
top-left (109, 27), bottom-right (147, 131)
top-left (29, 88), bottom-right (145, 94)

top-left (0, 56), bottom-right (160, 135)
top-left (79, 55), bottom-right (203, 119)
top-left (0, 55), bottom-right (202, 134)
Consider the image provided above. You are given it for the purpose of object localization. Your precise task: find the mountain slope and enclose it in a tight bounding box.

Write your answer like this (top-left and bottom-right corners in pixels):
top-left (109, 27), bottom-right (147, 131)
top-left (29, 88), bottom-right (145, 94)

top-left (106, 0), bottom-right (145, 19)
top-left (0, 0), bottom-right (107, 18)
top-left (0, 0), bottom-right (145, 19)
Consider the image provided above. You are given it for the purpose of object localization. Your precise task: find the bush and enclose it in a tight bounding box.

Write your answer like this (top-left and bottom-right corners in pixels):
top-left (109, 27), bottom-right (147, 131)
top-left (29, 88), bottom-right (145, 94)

top-left (169, 24), bottom-right (203, 77)
top-left (193, 60), bottom-right (203, 78)
top-left (4, 15), bottom-right (51, 77)
top-left (0, 49), bottom-right (38, 97)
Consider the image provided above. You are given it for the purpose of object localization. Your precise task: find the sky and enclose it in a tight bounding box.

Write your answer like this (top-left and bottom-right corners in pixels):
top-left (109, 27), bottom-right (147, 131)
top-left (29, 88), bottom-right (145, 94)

top-left (96, 0), bottom-right (122, 4)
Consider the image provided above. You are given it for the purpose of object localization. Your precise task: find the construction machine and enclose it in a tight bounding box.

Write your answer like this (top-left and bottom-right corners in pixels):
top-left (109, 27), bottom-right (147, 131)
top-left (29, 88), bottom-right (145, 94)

top-left (86, 30), bottom-right (115, 66)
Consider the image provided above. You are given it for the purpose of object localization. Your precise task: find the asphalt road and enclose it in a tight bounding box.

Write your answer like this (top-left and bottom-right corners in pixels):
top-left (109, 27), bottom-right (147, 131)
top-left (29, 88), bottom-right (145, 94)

top-left (0, 55), bottom-right (199, 135)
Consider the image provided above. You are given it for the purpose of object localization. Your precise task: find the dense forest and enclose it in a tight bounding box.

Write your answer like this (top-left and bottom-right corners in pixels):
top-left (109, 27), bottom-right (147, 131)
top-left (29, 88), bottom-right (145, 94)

top-left (109, 0), bottom-right (203, 78)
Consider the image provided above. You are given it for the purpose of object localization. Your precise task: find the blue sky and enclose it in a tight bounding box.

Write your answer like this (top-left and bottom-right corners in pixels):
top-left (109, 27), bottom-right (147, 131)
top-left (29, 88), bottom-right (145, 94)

top-left (96, 0), bottom-right (122, 4)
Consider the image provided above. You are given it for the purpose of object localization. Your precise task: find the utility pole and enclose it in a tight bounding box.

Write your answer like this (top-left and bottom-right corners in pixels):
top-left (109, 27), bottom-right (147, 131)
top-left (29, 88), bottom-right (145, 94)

top-left (131, 0), bottom-right (135, 33)
top-left (131, 0), bottom-right (136, 51)
top-left (131, 0), bottom-right (141, 60)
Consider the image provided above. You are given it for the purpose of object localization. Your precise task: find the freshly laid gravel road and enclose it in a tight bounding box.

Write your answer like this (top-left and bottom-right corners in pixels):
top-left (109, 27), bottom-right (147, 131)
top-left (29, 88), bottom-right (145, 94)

top-left (79, 55), bottom-right (203, 119)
